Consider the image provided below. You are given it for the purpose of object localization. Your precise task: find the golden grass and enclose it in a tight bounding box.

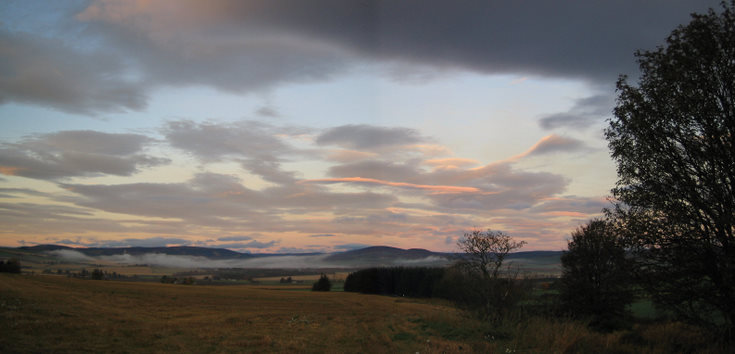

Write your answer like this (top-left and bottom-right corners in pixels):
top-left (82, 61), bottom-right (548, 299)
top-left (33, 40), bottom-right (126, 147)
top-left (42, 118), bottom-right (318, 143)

top-left (1, 274), bottom-right (727, 353)
top-left (0, 274), bottom-right (493, 353)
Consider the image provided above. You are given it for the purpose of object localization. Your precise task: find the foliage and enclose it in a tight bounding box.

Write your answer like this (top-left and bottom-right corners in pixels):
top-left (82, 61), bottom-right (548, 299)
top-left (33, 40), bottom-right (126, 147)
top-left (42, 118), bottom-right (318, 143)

top-left (560, 219), bottom-right (634, 330)
top-left (343, 267), bottom-right (444, 297)
top-left (0, 258), bottom-right (21, 273)
top-left (606, 1), bottom-right (735, 335)
top-left (91, 268), bottom-right (104, 280)
top-left (311, 273), bottom-right (332, 291)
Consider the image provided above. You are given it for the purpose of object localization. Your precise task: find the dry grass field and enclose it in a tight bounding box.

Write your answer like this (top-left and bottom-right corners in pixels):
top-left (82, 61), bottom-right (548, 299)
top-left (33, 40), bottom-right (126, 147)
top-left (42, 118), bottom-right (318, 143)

top-left (1, 274), bottom-right (726, 353)
top-left (0, 274), bottom-right (494, 353)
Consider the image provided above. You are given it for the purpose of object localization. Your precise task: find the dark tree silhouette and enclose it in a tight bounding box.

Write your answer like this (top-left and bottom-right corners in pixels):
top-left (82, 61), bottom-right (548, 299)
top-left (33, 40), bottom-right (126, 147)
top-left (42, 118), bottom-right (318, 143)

top-left (457, 229), bottom-right (526, 279)
top-left (0, 259), bottom-right (21, 273)
top-left (455, 229), bottom-right (528, 322)
top-left (606, 1), bottom-right (735, 334)
top-left (311, 274), bottom-right (331, 291)
top-left (560, 219), bottom-right (634, 329)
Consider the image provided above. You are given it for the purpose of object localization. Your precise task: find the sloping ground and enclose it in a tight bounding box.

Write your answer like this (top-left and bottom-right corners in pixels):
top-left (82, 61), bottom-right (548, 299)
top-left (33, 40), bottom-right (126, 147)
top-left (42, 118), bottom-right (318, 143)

top-left (1, 274), bottom-right (725, 353)
top-left (0, 274), bottom-right (492, 353)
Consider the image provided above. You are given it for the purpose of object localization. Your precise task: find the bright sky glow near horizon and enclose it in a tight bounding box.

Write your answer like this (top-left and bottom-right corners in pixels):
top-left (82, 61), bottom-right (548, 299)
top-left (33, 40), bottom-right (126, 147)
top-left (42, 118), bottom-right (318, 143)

top-left (0, 0), bottom-right (722, 253)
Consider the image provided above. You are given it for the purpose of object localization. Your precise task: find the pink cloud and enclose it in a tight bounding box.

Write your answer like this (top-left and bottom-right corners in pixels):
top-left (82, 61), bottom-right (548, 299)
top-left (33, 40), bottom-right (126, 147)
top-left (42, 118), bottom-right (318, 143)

top-left (303, 177), bottom-right (481, 194)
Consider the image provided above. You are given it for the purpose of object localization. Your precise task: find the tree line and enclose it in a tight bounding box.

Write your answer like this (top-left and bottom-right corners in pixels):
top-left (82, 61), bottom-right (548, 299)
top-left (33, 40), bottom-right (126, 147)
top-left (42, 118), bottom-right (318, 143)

top-left (0, 259), bottom-right (21, 273)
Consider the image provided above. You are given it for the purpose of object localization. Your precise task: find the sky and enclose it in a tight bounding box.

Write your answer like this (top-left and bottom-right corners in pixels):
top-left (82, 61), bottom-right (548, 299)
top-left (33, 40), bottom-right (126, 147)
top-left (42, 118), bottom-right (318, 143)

top-left (0, 0), bottom-right (722, 253)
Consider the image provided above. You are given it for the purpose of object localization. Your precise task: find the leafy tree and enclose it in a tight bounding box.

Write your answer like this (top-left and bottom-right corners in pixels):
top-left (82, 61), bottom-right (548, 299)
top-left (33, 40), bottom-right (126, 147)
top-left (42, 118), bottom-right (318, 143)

top-left (91, 268), bottom-right (104, 280)
top-left (606, 1), bottom-right (735, 334)
top-left (560, 219), bottom-right (634, 329)
top-left (312, 273), bottom-right (331, 291)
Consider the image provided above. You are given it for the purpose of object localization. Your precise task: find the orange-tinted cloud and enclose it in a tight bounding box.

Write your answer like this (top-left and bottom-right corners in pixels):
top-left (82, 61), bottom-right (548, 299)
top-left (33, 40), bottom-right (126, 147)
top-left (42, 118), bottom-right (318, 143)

top-left (0, 166), bottom-right (22, 176)
top-left (303, 177), bottom-right (481, 194)
top-left (424, 157), bottom-right (479, 170)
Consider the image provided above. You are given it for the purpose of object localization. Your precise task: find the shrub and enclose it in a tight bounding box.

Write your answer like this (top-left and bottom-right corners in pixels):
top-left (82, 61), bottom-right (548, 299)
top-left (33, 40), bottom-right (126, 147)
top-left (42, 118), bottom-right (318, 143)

top-left (312, 274), bottom-right (331, 291)
top-left (343, 267), bottom-right (445, 297)
top-left (560, 219), bottom-right (634, 330)
top-left (0, 259), bottom-right (21, 273)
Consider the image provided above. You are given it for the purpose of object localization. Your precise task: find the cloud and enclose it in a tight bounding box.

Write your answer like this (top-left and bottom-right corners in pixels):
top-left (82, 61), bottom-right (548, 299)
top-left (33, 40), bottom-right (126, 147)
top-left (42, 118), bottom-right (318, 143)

top-left (327, 160), bottom-right (423, 182)
top-left (0, 120), bottom-right (607, 251)
top-left (255, 106), bottom-right (280, 118)
top-left (523, 135), bottom-right (588, 156)
top-left (77, 0), bottom-right (717, 88)
top-left (51, 251), bottom-right (339, 269)
top-left (539, 95), bottom-right (615, 130)
top-left (0, 29), bottom-right (146, 114)
top-left (0, 130), bottom-right (168, 180)
top-left (216, 240), bottom-right (278, 249)
top-left (77, 0), bottom-right (353, 93)
top-left (217, 235), bottom-right (253, 242)
top-left (529, 196), bottom-right (608, 215)
top-left (42, 236), bottom-right (192, 248)
top-left (325, 150), bottom-right (378, 163)
top-left (163, 120), bottom-right (311, 184)
top-left (94, 237), bottom-right (191, 248)
top-left (0, 201), bottom-right (139, 236)
top-left (0, 1), bottom-right (717, 114)
top-left (49, 249), bottom-right (94, 262)
top-left (425, 163), bottom-right (569, 211)
top-left (164, 120), bottom-right (294, 161)
top-left (0, 188), bottom-right (48, 198)
top-left (424, 158), bottom-right (479, 170)
top-left (316, 124), bottom-right (426, 150)
top-left (305, 177), bottom-right (481, 194)
top-left (60, 172), bottom-right (397, 229)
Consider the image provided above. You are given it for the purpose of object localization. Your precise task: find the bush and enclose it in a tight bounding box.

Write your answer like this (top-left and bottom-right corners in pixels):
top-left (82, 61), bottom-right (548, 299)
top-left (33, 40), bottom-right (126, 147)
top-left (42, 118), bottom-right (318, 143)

top-left (436, 263), bottom-right (530, 322)
top-left (343, 267), bottom-right (445, 297)
top-left (0, 259), bottom-right (21, 273)
top-left (91, 268), bottom-right (104, 280)
top-left (560, 219), bottom-right (634, 330)
top-left (312, 274), bottom-right (331, 291)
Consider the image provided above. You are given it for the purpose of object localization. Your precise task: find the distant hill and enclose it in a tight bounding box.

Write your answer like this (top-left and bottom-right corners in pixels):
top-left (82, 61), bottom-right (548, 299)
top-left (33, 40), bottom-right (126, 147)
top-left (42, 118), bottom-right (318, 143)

top-left (20, 245), bottom-right (250, 260)
top-left (15, 244), bottom-right (561, 271)
top-left (324, 246), bottom-right (454, 267)
top-left (325, 246), bottom-right (441, 261)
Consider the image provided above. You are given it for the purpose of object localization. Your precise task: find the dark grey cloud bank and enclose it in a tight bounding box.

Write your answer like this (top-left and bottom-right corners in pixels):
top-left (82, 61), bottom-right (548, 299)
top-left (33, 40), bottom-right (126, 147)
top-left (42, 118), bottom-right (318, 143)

top-left (538, 94), bottom-right (616, 130)
top-left (0, 0), bottom-right (720, 114)
top-left (0, 30), bottom-right (145, 114)
top-left (226, 0), bottom-right (715, 82)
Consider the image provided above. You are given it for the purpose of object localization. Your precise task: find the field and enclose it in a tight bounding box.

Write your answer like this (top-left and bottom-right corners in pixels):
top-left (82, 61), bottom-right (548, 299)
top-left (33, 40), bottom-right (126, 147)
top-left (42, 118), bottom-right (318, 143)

top-left (1, 274), bottom-right (494, 353)
top-left (1, 274), bottom-right (726, 353)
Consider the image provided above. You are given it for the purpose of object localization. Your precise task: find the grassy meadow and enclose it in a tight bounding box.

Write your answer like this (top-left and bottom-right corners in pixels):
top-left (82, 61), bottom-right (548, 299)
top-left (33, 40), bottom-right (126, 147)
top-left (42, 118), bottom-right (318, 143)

top-left (1, 273), bottom-right (726, 353)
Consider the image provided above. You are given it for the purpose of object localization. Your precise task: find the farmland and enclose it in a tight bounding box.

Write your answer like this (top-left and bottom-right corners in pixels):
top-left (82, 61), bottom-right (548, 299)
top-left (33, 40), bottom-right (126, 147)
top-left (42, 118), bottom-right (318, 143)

top-left (0, 274), bottom-right (725, 353)
top-left (1, 274), bottom-right (493, 353)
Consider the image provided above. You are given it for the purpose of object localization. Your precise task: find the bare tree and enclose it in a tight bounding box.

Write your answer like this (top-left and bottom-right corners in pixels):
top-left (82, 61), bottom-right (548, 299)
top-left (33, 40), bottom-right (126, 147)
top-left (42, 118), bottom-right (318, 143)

top-left (454, 229), bottom-right (528, 322)
top-left (457, 229), bottom-right (527, 279)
